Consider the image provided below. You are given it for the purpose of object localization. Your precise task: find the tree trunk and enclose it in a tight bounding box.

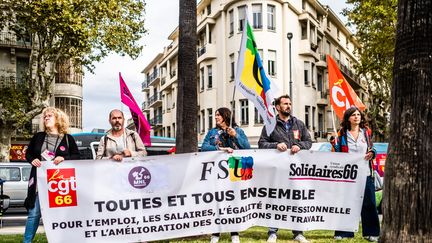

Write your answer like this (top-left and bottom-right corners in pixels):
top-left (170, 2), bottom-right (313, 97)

top-left (381, 0), bottom-right (432, 242)
top-left (176, 0), bottom-right (197, 153)
top-left (0, 125), bottom-right (14, 162)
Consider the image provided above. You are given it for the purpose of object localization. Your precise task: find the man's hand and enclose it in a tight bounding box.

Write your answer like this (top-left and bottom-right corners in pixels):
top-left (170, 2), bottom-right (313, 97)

top-left (291, 145), bottom-right (301, 154)
top-left (123, 149), bottom-right (132, 157)
top-left (53, 156), bottom-right (65, 165)
top-left (276, 143), bottom-right (288, 152)
top-left (31, 159), bottom-right (42, 167)
top-left (112, 154), bottom-right (123, 161)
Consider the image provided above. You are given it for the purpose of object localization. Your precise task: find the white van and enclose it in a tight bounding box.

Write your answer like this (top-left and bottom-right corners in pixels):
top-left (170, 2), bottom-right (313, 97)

top-left (0, 162), bottom-right (31, 209)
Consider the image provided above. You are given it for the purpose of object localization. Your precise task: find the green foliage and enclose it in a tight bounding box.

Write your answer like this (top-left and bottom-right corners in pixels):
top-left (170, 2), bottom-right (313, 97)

top-left (343, 0), bottom-right (398, 141)
top-left (0, 0), bottom-right (146, 129)
top-left (0, 227), bottom-right (370, 242)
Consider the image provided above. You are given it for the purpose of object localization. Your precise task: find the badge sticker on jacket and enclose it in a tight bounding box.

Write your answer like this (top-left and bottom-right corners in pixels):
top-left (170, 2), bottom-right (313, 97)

top-left (293, 130), bottom-right (300, 140)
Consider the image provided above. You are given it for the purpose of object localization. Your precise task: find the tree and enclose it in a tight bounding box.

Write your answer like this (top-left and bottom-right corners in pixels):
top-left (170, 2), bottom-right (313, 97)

top-left (0, 0), bottom-right (146, 161)
top-left (381, 0), bottom-right (432, 241)
top-left (175, 0), bottom-right (198, 154)
top-left (343, 0), bottom-right (398, 141)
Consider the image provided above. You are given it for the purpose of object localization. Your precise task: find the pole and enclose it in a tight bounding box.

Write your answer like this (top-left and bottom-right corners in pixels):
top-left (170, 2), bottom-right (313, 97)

top-left (287, 33), bottom-right (293, 99)
top-left (289, 39), bottom-right (292, 99)
top-left (230, 84), bottom-right (236, 128)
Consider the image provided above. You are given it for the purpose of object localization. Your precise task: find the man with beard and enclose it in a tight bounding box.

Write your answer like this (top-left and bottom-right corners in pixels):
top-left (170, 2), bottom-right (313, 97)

top-left (96, 109), bottom-right (147, 161)
top-left (258, 95), bottom-right (312, 243)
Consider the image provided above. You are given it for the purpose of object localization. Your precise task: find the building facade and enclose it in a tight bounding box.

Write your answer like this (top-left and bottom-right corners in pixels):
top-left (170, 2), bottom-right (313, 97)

top-left (0, 32), bottom-right (83, 136)
top-left (141, 0), bottom-right (365, 145)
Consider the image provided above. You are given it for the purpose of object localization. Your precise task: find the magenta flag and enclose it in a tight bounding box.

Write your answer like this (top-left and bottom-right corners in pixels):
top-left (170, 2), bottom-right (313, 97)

top-left (119, 73), bottom-right (152, 146)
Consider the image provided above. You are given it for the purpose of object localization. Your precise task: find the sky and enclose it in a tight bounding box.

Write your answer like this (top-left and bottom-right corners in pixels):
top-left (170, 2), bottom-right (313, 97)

top-left (82, 0), bottom-right (347, 132)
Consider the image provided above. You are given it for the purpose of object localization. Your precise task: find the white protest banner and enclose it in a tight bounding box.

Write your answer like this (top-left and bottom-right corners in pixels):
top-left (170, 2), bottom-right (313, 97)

top-left (37, 150), bottom-right (368, 243)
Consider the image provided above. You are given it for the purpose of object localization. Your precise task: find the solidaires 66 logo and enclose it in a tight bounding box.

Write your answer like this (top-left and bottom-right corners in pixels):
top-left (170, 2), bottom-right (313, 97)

top-left (47, 168), bottom-right (77, 208)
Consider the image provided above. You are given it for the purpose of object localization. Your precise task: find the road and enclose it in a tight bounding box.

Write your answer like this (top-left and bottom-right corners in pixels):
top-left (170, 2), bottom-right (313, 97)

top-left (0, 207), bottom-right (45, 235)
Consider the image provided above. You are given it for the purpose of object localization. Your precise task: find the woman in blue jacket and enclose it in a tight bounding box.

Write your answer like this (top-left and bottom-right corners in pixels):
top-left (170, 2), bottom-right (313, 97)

top-left (331, 107), bottom-right (380, 242)
top-left (201, 107), bottom-right (250, 243)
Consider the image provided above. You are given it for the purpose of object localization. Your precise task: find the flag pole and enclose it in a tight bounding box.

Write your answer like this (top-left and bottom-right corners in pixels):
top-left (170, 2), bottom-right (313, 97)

top-left (330, 105), bottom-right (337, 134)
top-left (230, 85), bottom-right (236, 128)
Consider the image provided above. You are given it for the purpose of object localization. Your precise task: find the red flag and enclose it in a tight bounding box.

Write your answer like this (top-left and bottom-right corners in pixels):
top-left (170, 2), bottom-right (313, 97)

top-left (119, 73), bottom-right (152, 146)
top-left (327, 55), bottom-right (366, 119)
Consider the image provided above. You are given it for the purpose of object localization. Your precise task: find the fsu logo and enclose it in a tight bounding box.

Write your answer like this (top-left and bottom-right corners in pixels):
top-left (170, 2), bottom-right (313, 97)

top-left (128, 166), bottom-right (151, 189)
top-left (47, 168), bottom-right (77, 208)
top-left (228, 156), bottom-right (254, 181)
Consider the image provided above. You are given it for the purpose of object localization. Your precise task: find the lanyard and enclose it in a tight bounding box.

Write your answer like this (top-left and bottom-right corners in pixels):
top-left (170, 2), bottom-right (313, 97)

top-left (45, 134), bottom-right (60, 153)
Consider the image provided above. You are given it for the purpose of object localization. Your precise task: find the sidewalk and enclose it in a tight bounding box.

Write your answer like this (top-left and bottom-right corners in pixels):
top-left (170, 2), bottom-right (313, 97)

top-left (0, 215), bottom-right (45, 235)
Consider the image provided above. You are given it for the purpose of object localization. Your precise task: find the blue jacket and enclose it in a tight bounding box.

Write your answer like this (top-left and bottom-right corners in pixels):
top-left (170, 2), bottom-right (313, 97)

top-left (201, 127), bottom-right (251, 151)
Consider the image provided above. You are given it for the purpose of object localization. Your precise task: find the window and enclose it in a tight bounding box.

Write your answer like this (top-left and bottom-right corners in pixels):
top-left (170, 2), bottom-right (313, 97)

top-left (252, 4), bottom-right (262, 29)
top-left (229, 10), bottom-right (234, 35)
top-left (318, 109), bottom-right (324, 133)
top-left (240, 99), bottom-right (249, 125)
top-left (336, 49), bottom-right (341, 63)
top-left (304, 61), bottom-right (310, 85)
top-left (301, 21), bottom-right (307, 40)
top-left (302, 0), bottom-right (306, 10)
top-left (268, 50), bottom-right (276, 76)
top-left (267, 5), bottom-right (275, 30)
top-left (197, 114), bottom-right (201, 133)
top-left (201, 110), bottom-right (205, 133)
top-left (311, 63), bottom-right (315, 87)
top-left (208, 108), bottom-right (213, 130)
top-left (310, 24), bottom-right (316, 44)
top-left (312, 106), bottom-right (316, 131)
top-left (207, 4), bottom-right (211, 15)
top-left (305, 106), bottom-right (310, 129)
top-left (325, 40), bottom-right (331, 54)
top-left (0, 167), bottom-right (21, 181)
top-left (55, 60), bottom-right (82, 86)
top-left (238, 6), bottom-right (246, 31)
top-left (172, 123), bottom-right (176, 138)
top-left (327, 20), bottom-right (331, 30)
top-left (207, 65), bottom-right (213, 88)
top-left (317, 71), bottom-right (323, 92)
top-left (337, 29), bottom-right (340, 40)
top-left (55, 97), bottom-right (82, 129)
top-left (230, 54), bottom-right (235, 80)
top-left (200, 67), bottom-right (205, 91)
top-left (254, 107), bottom-right (264, 124)
top-left (167, 126), bottom-right (171, 137)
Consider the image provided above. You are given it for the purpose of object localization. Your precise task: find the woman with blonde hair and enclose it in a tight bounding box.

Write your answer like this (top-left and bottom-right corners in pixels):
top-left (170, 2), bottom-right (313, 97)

top-left (23, 107), bottom-right (80, 243)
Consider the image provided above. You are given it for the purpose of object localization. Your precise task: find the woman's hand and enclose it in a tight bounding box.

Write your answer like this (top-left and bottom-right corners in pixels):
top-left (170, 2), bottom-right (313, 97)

top-left (226, 127), bottom-right (237, 137)
top-left (364, 152), bottom-right (374, 161)
top-left (31, 159), bottom-right (42, 167)
top-left (53, 156), bottom-right (65, 165)
top-left (219, 147), bottom-right (234, 153)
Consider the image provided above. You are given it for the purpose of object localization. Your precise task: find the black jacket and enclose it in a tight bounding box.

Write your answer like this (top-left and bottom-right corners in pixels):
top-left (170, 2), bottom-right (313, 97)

top-left (25, 132), bottom-right (80, 209)
top-left (258, 116), bottom-right (312, 150)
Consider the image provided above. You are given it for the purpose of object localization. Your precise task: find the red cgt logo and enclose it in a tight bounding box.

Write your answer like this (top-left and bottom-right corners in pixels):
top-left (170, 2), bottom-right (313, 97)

top-left (47, 168), bottom-right (77, 208)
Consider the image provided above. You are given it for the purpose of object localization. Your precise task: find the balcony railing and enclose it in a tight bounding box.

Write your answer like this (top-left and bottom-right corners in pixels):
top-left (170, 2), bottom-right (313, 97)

top-left (148, 92), bottom-right (162, 105)
top-left (141, 81), bottom-right (149, 90)
top-left (0, 32), bottom-right (32, 47)
top-left (197, 46), bottom-right (206, 57)
top-left (170, 70), bottom-right (177, 79)
top-left (0, 76), bottom-right (16, 88)
top-left (149, 115), bottom-right (163, 126)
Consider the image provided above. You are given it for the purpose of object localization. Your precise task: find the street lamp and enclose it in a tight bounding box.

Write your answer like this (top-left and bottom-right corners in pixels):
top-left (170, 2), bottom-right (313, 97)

top-left (287, 32), bottom-right (293, 99)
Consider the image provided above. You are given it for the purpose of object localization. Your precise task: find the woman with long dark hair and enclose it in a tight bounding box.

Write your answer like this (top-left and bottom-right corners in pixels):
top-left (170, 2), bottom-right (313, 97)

top-left (23, 107), bottom-right (80, 243)
top-left (331, 107), bottom-right (380, 242)
top-left (201, 107), bottom-right (250, 243)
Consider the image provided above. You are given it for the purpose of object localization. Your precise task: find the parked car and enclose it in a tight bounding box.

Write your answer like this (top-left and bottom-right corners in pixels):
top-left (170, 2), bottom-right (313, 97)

top-left (72, 132), bottom-right (178, 159)
top-left (0, 162), bottom-right (31, 210)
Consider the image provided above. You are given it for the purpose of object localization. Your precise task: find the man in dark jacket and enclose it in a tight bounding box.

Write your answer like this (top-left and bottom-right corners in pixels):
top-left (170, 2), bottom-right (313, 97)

top-left (258, 94), bottom-right (312, 243)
